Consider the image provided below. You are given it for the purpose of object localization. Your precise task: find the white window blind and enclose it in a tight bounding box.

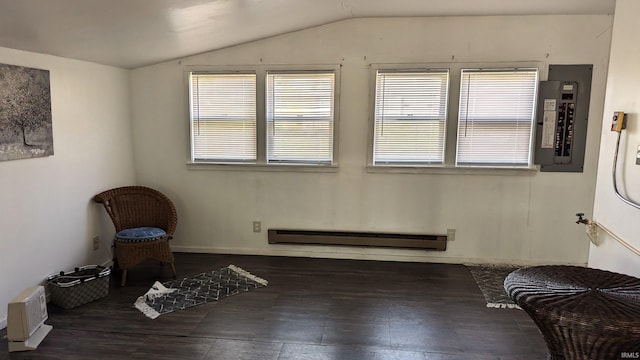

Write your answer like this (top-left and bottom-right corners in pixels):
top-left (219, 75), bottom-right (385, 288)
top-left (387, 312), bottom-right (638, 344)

top-left (190, 73), bottom-right (257, 162)
top-left (456, 69), bottom-right (538, 167)
top-left (373, 70), bottom-right (449, 165)
top-left (266, 71), bottom-right (335, 165)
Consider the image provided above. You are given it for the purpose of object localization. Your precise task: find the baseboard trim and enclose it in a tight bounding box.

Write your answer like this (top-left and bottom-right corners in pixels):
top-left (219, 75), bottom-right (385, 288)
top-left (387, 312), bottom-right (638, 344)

top-left (171, 245), bottom-right (586, 267)
top-left (0, 315), bottom-right (7, 331)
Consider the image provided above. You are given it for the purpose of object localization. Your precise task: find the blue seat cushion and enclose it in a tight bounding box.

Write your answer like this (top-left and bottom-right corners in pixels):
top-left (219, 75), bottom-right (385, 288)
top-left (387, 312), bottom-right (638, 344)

top-left (115, 227), bottom-right (166, 243)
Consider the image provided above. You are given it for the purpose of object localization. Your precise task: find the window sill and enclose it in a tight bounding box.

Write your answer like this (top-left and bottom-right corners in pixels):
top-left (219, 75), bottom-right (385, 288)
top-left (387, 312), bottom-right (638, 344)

top-left (187, 162), bottom-right (339, 173)
top-left (366, 164), bottom-right (539, 176)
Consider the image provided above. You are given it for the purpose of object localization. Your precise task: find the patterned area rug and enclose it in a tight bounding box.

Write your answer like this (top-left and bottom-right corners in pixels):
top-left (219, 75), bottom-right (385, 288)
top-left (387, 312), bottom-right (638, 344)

top-left (467, 265), bottom-right (521, 309)
top-left (134, 265), bottom-right (268, 319)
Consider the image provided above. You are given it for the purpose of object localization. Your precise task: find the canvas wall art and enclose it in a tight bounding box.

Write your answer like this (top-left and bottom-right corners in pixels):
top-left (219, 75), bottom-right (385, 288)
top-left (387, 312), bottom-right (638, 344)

top-left (0, 63), bottom-right (53, 161)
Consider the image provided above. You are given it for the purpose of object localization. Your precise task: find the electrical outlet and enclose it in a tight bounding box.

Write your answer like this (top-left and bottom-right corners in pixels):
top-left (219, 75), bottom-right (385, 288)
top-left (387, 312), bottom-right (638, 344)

top-left (636, 145), bottom-right (640, 165)
top-left (92, 236), bottom-right (100, 250)
top-left (252, 221), bottom-right (262, 233)
top-left (447, 229), bottom-right (456, 241)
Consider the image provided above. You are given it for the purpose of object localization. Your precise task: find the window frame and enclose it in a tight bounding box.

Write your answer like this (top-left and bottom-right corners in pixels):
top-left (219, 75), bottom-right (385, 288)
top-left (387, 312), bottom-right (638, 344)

top-left (189, 71), bottom-right (258, 163)
top-left (368, 62), bottom-right (543, 173)
top-left (371, 68), bottom-right (450, 166)
top-left (265, 70), bottom-right (337, 165)
top-left (185, 64), bottom-right (341, 171)
top-left (455, 68), bottom-right (539, 168)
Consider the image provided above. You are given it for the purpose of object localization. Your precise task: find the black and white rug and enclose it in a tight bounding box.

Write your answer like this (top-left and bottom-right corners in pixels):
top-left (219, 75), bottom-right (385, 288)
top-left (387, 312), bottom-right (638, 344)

top-left (467, 265), bottom-right (521, 309)
top-left (134, 265), bottom-right (268, 319)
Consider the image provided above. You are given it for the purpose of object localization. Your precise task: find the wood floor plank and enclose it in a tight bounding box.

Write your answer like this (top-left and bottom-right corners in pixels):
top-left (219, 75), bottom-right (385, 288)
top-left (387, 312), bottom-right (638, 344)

top-left (204, 339), bottom-right (282, 360)
top-left (0, 253), bottom-right (547, 359)
top-left (131, 335), bottom-right (214, 360)
top-left (278, 343), bottom-right (429, 360)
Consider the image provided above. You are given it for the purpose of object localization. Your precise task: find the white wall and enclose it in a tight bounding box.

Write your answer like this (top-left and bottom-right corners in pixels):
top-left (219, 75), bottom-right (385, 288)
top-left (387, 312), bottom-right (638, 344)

top-left (131, 16), bottom-right (612, 265)
top-left (589, 0), bottom-right (640, 277)
top-left (0, 47), bottom-right (135, 325)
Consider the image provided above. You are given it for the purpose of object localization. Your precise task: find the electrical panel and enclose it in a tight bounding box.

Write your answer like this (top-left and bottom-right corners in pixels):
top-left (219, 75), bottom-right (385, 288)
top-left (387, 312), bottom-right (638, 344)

top-left (534, 65), bottom-right (592, 172)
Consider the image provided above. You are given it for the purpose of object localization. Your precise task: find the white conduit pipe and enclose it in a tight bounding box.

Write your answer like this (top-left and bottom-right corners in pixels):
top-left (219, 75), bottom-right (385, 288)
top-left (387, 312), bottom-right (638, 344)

top-left (612, 131), bottom-right (640, 210)
top-left (588, 221), bottom-right (640, 257)
top-left (591, 124), bottom-right (640, 256)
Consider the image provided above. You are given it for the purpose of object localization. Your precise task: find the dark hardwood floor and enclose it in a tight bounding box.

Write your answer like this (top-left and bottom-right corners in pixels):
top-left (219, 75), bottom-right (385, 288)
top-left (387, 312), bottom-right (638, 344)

top-left (1, 253), bottom-right (547, 359)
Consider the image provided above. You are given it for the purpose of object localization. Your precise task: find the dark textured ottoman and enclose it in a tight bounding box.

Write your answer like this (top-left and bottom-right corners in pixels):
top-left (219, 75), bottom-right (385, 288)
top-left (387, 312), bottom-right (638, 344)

top-left (504, 265), bottom-right (640, 360)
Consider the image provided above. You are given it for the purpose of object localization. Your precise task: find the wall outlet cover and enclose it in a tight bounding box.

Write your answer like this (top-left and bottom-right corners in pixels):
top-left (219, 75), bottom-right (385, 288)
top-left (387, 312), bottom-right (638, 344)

top-left (447, 229), bottom-right (456, 241)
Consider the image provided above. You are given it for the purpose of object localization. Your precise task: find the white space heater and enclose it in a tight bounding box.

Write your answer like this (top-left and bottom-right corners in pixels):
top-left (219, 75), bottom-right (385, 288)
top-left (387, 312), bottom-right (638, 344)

top-left (7, 285), bottom-right (53, 352)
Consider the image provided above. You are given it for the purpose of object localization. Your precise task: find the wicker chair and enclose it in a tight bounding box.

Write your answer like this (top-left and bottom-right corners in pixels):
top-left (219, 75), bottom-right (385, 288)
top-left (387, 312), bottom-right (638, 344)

top-left (505, 265), bottom-right (640, 360)
top-left (93, 186), bottom-right (177, 286)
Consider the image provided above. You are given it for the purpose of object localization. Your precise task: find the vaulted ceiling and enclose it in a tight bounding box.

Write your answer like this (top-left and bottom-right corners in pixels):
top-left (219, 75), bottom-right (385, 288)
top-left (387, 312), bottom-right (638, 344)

top-left (0, 0), bottom-right (615, 69)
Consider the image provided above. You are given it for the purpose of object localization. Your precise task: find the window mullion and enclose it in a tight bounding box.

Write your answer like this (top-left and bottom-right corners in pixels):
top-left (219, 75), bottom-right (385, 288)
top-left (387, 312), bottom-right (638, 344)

top-left (256, 69), bottom-right (266, 164)
top-left (445, 68), bottom-right (461, 166)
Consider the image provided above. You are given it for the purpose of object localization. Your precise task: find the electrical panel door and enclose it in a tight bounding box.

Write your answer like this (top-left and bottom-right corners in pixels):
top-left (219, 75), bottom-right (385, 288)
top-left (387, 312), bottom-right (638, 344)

top-left (534, 65), bottom-right (592, 172)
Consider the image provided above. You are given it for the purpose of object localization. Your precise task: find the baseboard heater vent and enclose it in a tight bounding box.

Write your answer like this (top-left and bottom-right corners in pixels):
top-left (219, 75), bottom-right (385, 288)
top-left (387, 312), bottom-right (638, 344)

top-left (268, 229), bottom-right (447, 251)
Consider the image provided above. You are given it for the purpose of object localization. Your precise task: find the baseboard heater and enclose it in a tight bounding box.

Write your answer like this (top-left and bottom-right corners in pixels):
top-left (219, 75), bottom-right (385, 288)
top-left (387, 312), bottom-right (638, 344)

top-left (268, 229), bottom-right (447, 251)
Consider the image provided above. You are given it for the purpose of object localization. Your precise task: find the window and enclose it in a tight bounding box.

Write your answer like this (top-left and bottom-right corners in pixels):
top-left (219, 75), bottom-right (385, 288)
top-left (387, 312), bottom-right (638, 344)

top-left (373, 70), bottom-right (449, 165)
top-left (266, 71), bottom-right (335, 165)
top-left (189, 73), bottom-right (256, 162)
top-left (456, 69), bottom-right (538, 167)
top-left (370, 64), bottom-right (539, 170)
top-left (188, 67), bottom-right (338, 167)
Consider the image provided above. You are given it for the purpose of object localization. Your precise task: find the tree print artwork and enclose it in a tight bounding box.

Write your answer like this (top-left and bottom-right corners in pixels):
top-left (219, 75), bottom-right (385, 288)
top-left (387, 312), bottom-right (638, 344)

top-left (0, 63), bottom-right (53, 161)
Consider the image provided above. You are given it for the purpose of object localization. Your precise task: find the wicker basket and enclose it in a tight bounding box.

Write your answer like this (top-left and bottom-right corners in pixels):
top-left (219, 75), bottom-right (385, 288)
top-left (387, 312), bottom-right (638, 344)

top-left (48, 265), bottom-right (110, 309)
